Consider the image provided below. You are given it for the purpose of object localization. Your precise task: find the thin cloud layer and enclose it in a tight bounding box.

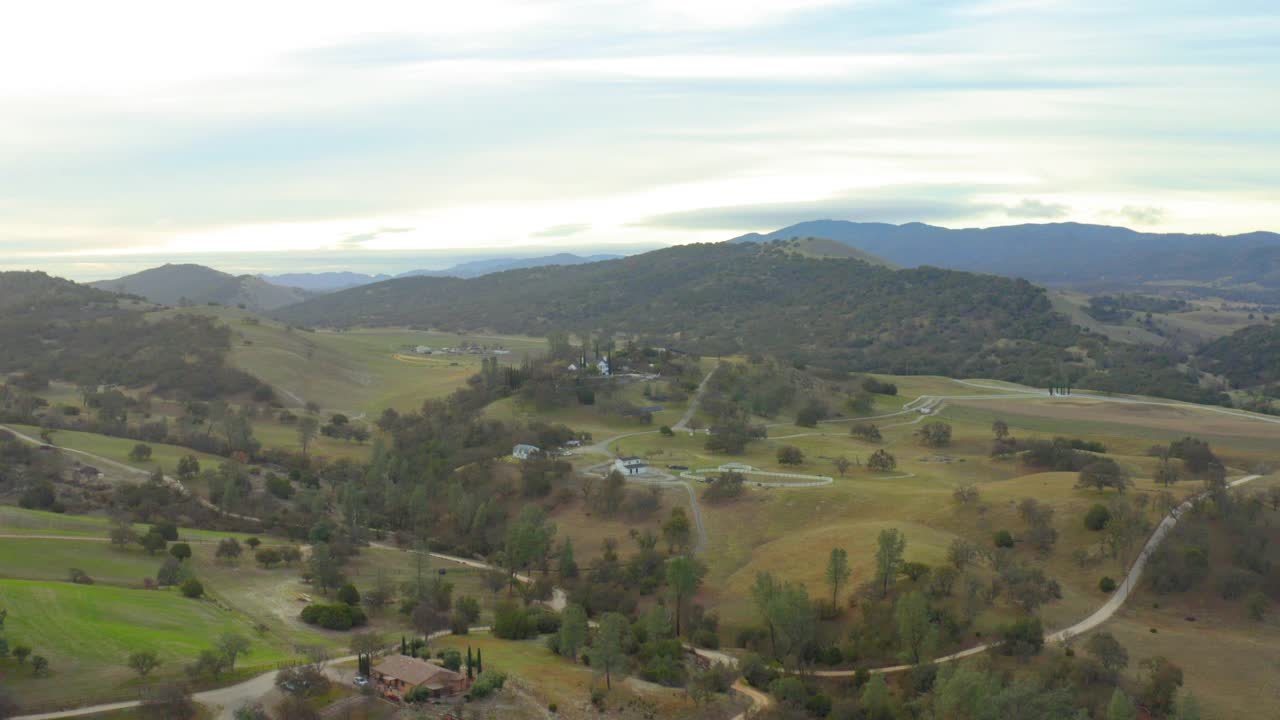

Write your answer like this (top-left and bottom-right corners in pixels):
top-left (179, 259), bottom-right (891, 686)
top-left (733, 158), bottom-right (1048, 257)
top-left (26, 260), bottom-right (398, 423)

top-left (0, 0), bottom-right (1276, 277)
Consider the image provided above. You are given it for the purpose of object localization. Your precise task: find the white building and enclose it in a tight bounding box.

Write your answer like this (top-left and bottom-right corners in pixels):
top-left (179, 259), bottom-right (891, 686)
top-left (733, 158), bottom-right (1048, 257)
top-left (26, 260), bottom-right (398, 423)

top-left (512, 444), bottom-right (541, 460)
top-left (614, 456), bottom-right (647, 475)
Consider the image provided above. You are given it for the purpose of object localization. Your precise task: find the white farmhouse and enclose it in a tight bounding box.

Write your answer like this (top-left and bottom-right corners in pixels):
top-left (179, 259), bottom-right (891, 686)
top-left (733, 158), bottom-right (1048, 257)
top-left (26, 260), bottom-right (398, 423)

top-left (613, 456), bottom-right (647, 475)
top-left (512, 444), bottom-right (541, 460)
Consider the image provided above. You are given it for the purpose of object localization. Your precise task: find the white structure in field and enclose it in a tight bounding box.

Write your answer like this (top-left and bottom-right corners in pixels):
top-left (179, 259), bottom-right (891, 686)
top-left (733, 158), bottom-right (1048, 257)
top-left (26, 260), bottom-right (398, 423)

top-left (512, 444), bottom-right (540, 460)
top-left (614, 456), bottom-right (647, 475)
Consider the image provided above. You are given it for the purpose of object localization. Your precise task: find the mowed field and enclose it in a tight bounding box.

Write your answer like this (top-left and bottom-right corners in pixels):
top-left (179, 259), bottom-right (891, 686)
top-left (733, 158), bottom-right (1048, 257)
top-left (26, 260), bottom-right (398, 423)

top-left (6, 423), bottom-right (224, 478)
top-left (0, 579), bottom-right (292, 711)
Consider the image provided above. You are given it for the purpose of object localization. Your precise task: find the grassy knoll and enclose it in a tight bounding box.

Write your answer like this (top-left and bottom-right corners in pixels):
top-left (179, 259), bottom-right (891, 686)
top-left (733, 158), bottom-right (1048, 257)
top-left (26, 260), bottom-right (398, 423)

top-left (0, 538), bottom-right (162, 586)
top-left (7, 424), bottom-right (222, 476)
top-left (153, 306), bottom-right (545, 416)
top-left (0, 579), bottom-right (293, 711)
top-left (0, 506), bottom-right (261, 543)
top-left (433, 632), bottom-right (745, 720)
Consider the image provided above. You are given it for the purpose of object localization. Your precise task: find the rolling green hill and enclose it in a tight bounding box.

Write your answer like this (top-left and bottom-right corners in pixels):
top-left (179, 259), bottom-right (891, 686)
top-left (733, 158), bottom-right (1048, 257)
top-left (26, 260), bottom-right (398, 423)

top-left (92, 263), bottom-right (311, 312)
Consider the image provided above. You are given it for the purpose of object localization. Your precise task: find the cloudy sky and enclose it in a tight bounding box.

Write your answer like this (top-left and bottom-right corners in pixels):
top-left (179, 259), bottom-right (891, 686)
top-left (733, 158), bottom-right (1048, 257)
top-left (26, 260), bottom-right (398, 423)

top-left (2, 0), bottom-right (1277, 278)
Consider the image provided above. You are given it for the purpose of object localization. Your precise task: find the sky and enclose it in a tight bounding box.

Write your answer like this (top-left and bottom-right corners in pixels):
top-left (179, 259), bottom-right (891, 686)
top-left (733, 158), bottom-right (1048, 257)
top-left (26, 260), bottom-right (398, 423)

top-left (1, 0), bottom-right (1277, 279)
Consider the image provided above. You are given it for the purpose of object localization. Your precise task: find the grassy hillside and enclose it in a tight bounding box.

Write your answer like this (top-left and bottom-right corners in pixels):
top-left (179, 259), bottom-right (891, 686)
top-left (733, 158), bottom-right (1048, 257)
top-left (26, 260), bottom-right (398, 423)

top-left (92, 263), bottom-right (311, 311)
top-left (0, 579), bottom-right (292, 710)
top-left (157, 305), bottom-right (546, 415)
top-left (1198, 321), bottom-right (1280, 388)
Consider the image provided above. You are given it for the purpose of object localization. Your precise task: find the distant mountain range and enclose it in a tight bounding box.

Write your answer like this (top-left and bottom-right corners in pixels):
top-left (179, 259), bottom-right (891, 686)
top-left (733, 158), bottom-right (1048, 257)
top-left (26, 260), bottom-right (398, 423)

top-left (92, 264), bottom-right (313, 312)
top-left (261, 253), bottom-right (622, 291)
top-left (731, 221), bottom-right (1280, 302)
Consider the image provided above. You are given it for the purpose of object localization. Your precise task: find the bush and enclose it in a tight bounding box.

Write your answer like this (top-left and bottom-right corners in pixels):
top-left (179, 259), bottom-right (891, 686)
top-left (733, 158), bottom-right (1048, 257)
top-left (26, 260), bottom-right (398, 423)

top-left (300, 603), bottom-right (368, 630)
top-left (441, 649), bottom-right (462, 672)
top-left (336, 583), bottom-right (361, 606)
top-left (994, 529), bottom-right (1015, 548)
top-left (470, 670), bottom-right (507, 699)
top-left (266, 475), bottom-right (295, 500)
top-left (492, 601), bottom-right (534, 639)
top-left (740, 653), bottom-right (778, 689)
top-left (1084, 504), bottom-right (1111, 531)
top-left (1099, 576), bottom-right (1117, 593)
top-left (997, 616), bottom-right (1044, 656)
top-left (180, 578), bottom-right (204, 598)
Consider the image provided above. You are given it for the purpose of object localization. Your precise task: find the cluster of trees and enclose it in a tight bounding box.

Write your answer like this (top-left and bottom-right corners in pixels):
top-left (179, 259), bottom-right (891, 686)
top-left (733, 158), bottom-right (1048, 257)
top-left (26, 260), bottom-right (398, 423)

top-left (1085, 293), bottom-right (1189, 323)
top-left (1198, 322), bottom-right (1280, 388)
top-left (1148, 485), bottom-right (1278, 621)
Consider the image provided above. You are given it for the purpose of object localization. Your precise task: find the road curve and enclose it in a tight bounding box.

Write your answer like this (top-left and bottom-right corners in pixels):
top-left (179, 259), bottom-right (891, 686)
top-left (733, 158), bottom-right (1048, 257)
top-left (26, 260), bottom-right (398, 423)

top-left (802, 473), bottom-right (1264, 677)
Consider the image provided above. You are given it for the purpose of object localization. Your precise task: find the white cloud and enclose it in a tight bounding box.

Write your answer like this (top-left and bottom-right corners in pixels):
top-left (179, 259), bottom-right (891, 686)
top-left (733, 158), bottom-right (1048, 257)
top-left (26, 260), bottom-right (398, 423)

top-left (0, 0), bottom-right (1277, 275)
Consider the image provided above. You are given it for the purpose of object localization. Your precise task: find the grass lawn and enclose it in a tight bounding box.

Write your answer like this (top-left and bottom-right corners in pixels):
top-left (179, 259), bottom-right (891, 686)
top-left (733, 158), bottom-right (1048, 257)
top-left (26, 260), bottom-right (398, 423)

top-left (8, 424), bottom-right (223, 476)
top-left (0, 505), bottom-right (267, 543)
top-left (0, 538), bottom-right (162, 586)
top-left (0, 579), bottom-right (294, 711)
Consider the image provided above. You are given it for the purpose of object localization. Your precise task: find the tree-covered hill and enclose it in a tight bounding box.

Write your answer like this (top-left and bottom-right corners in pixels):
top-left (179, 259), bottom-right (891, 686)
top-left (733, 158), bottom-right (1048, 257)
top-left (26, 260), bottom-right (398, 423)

top-left (276, 242), bottom-right (1220, 401)
top-left (1198, 323), bottom-right (1280, 388)
top-left (0, 271), bottom-right (259, 399)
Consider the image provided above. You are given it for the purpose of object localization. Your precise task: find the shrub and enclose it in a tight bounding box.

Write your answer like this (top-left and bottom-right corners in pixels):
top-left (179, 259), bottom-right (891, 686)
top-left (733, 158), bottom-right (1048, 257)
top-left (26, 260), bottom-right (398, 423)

top-left (266, 475), bottom-right (295, 500)
top-left (492, 601), bottom-right (534, 639)
top-left (740, 653), bottom-right (778, 689)
top-left (180, 578), bottom-right (204, 598)
top-left (470, 670), bottom-right (507, 699)
top-left (1084, 504), bottom-right (1111, 531)
top-left (441, 649), bottom-right (462, 672)
top-left (994, 529), bottom-right (1015, 548)
top-left (1099, 576), bottom-right (1117, 593)
top-left (337, 583), bottom-right (361, 606)
top-left (997, 616), bottom-right (1044, 656)
top-left (300, 603), bottom-right (368, 630)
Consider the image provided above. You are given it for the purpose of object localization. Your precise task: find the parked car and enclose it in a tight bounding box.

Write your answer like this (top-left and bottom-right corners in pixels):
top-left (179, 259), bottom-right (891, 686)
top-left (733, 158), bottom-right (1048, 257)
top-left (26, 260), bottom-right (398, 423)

top-left (353, 676), bottom-right (369, 687)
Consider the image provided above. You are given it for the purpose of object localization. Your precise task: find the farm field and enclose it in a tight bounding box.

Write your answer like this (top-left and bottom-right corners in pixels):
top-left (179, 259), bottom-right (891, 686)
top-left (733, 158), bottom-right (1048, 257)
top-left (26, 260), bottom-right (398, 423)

top-left (5, 424), bottom-right (223, 477)
top-left (0, 506), bottom-right (256, 543)
top-left (0, 579), bottom-right (293, 712)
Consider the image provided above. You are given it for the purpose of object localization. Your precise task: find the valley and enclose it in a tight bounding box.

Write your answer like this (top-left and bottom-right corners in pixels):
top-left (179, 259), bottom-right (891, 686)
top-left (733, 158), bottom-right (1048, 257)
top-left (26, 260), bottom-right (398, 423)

top-left (3, 246), bottom-right (1280, 720)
